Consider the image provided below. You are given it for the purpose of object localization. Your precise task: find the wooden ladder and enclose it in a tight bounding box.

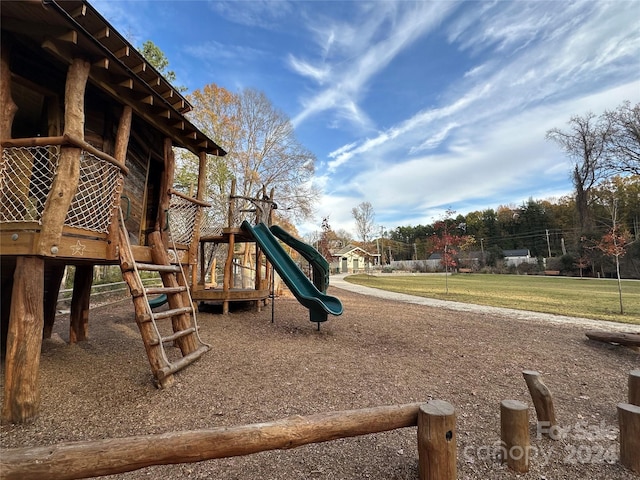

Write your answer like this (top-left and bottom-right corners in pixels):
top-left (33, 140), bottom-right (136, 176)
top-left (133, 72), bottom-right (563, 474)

top-left (118, 225), bottom-right (209, 388)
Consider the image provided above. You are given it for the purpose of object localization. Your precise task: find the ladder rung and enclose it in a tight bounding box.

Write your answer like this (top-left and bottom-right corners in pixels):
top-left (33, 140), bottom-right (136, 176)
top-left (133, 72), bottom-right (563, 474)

top-left (136, 262), bottom-right (181, 273)
top-left (146, 286), bottom-right (187, 295)
top-left (149, 327), bottom-right (197, 346)
top-left (152, 306), bottom-right (193, 321)
top-left (157, 345), bottom-right (210, 379)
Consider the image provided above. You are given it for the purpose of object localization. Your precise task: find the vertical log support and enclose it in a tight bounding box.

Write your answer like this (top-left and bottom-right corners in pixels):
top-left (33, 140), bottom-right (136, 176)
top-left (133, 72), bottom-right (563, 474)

top-left (522, 370), bottom-right (558, 439)
top-left (43, 264), bottom-right (66, 338)
top-left (222, 179), bottom-right (236, 314)
top-left (500, 399), bottom-right (530, 473)
top-left (417, 399), bottom-right (456, 480)
top-left (629, 370), bottom-right (640, 406)
top-left (157, 137), bottom-right (175, 245)
top-left (189, 151), bottom-right (208, 288)
top-left (222, 233), bottom-right (234, 315)
top-left (69, 265), bottom-right (93, 343)
top-left (1, 40), bottom-right (18, 139)
top-left (617, 403), bottom-right (640, 473)
top-left (108, 105), bottom-right (132, 251)
top-left (2, 257), bottom-right (45, 423)
top-left (37, 58), bottom-right (90, 256)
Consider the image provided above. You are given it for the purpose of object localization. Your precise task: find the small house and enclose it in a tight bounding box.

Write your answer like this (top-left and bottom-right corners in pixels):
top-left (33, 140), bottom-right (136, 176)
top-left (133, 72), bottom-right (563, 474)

top-left (331, 245), bottom-right (380, 273)
top-left (503, 249), bottom-right (535, 267)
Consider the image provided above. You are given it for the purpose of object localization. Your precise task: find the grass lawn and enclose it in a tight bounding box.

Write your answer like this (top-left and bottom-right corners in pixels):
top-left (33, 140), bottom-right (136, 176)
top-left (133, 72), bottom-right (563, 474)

top-left (345, 273), bottom-right (640, 325)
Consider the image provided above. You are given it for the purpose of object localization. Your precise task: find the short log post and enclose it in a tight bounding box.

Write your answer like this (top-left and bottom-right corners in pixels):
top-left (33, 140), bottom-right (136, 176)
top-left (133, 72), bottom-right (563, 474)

top-left (617, 403), bottom-right (640, 473)
top-left (522, 370), bottom-right (558, 439)
top-left (1, 257), bottom-right (45, 423)
top-left (69, 265), bottom-right (93, 343)
top-left (629, 370), bottom-right (640, 406)
top-left (417, 399), bottom-right (456, 480)
top-left (500, 399), bottom-right (530, 473)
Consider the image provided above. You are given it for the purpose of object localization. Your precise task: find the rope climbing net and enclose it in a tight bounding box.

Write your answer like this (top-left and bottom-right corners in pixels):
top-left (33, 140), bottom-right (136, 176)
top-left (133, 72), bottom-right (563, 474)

top-left (0, 145), bottom-right (123, 233)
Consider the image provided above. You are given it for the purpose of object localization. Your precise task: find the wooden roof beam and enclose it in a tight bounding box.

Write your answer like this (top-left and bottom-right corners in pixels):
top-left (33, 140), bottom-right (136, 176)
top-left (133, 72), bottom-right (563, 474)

top-left (70, 4), bottom-right (87, 18)
top-left (93, 58), bottom-right (109, 69)
top-left (56, 30), bottom-right (78, 45)
top-left (114, 46), bottom-right (130, 59)
top-left (132, 63), bottom-right (146, 74)
top-left (94, 27), bottom-right (110, 40)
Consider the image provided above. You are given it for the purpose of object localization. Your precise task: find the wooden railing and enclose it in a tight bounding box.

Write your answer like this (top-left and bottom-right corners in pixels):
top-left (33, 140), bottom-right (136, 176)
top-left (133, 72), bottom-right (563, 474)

top-left (0, 401), bottom-right (457, 480)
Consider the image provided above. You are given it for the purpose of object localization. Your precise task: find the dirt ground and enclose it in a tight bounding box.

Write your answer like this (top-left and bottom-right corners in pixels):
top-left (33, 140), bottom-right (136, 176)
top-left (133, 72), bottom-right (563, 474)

top-left (1, 282), bottom-right (639, 479)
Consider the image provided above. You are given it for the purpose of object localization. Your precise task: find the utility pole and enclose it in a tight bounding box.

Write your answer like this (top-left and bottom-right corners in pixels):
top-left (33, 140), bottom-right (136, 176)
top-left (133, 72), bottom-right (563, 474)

top-left (545, 229), bottom-right (552, 258)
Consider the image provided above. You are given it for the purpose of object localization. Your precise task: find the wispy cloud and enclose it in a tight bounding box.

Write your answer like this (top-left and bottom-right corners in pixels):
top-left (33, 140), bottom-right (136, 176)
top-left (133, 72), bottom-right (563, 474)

top-left (208, 0), bottom-right (294, 29)
top-left (290, 2), bottom-right (458, 129)
top-left (322, 1), bottom-right (640, 174)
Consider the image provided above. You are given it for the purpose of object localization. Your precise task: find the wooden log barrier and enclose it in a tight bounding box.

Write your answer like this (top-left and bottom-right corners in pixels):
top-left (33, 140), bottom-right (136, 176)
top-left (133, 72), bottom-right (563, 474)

top-left (0, 402), bottom-right (424, 480)
top-left (618, 403), bottom-right (640, 474)
top-left (417, 400), bottom-right (456, 480)
top-left (500, 399), bottom-right (530, 473)
top-left (522, 370), bottom-right (558, 439)
top-left (629, 370), bottom-right (640, 406)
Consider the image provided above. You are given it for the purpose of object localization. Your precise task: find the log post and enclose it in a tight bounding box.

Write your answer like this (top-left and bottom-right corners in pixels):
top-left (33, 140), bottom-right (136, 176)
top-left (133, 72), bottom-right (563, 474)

top-left (1, 257), bottom-right (44, 424)
top-left (222, 232), bottom-right (234, 315)
top-left (417, 399), bottom-right (456, 480)
top-left (617, 403), bottom-right (640, 473)
top-left (1, 402), bottom-right (423, 480)
top-left (157, 137), bottom-right (175, 244)
top-left (107, 105), bottom-right (132, 251)
top-left (1, 39), bottom-right (18, 139)
top-left (69, 265), bottom-right (93, 343)
top-left (629, 370), bottom-right (640, 406)
top-left (37, 58), bottom-right (90, 256)
top-left (189, 150), bottom-right (209, 288)
top-left (43, 263), bottom-right (66, 338)
top-left (522, 370), bottom-right (558, 439)
top-left (500, 399), bottom-right (530, 473)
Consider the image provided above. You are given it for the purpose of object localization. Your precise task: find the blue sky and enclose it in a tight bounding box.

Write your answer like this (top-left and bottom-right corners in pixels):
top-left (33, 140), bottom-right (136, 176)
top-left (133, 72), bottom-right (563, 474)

top-left (93, 0), bottom-right (640, 237)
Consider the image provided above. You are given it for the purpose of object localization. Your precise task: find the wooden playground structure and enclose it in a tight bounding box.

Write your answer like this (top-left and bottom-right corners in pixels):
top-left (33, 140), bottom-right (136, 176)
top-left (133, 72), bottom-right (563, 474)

top-left (0, 0), bottom-right (232, 423)
top-left (0, 0), bottom-right (330, 425)
top-left (191, 180), bottom-right (275, 314)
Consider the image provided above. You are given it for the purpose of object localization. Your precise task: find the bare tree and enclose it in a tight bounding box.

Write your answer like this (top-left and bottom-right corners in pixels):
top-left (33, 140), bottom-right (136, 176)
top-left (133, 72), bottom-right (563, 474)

top-left (352, 201), bottom-right (375, 248)
top-left (187, 84), bottom-right (319, 223)
top-left (604, 101), bottom-right (640, 175)
top-left (546, 112), bottom-right (612, 233)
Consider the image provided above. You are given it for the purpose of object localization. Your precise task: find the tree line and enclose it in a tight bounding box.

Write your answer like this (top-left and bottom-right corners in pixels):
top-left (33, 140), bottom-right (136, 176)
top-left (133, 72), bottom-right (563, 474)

top-left (343, 103), bottom-right (639, 279)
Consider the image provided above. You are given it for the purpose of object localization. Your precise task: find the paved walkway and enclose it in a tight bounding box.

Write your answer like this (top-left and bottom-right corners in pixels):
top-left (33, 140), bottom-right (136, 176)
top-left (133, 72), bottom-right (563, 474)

top-left (329, 274), bottom-right (640, 333)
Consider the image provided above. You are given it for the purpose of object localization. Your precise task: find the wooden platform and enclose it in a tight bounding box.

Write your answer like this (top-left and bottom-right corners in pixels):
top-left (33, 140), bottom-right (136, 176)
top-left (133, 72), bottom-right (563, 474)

top-left (191, 287), bottom-right (270, 303)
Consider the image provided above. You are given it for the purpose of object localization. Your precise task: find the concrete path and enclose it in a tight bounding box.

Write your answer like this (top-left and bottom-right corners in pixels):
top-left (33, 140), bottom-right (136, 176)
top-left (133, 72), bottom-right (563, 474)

top-left (329, 274), bottom-right (640, 333)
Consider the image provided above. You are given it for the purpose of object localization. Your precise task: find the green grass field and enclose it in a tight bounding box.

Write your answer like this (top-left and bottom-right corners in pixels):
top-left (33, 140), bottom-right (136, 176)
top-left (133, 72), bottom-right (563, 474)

top-left (345, 273), bottom-right (640, 325)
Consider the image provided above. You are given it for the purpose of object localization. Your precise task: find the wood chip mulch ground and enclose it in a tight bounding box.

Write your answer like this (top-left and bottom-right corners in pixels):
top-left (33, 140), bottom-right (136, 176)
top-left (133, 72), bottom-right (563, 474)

top-left (1, 284), bottom-right (639, 479)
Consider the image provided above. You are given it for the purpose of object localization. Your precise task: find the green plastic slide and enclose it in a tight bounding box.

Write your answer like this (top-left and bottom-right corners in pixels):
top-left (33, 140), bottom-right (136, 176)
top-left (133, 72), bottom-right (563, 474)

top-left (269, 225), bottom-right (329, 293)
top-left (241, 221), bottom-right (343, 323)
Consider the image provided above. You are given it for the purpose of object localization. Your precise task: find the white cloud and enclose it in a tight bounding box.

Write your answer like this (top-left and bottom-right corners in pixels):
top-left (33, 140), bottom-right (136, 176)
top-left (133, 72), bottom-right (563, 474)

top-left (290, 2), bottom-right (457, 130)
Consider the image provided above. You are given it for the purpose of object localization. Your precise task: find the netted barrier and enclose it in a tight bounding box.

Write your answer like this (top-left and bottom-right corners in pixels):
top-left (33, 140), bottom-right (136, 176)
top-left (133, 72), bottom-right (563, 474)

top-left (1, 143), bottom-right (124, 233)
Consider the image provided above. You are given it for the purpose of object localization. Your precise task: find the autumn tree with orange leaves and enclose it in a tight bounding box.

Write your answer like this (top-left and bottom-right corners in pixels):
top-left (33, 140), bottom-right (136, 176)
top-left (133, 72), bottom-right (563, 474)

top-left (183, 84), bottom-right (319, 226)
top-left (594, 200), bottom-right (631, 314)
